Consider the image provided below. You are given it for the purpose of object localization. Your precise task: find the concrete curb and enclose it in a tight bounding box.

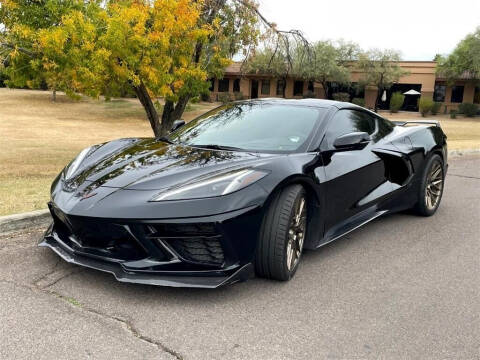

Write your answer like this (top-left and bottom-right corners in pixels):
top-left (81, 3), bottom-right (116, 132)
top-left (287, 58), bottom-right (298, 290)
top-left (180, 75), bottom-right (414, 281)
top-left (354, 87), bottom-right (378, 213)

top-left (448, 149), bottom-right (480, 157)
top-left (0, 209), bottom-right (51, 234)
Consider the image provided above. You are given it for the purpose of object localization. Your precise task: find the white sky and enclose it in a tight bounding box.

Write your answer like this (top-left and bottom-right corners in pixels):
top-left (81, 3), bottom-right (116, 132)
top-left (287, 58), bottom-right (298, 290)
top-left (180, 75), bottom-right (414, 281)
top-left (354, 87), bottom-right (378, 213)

top-left (258, 0), bottom-right (480, 60)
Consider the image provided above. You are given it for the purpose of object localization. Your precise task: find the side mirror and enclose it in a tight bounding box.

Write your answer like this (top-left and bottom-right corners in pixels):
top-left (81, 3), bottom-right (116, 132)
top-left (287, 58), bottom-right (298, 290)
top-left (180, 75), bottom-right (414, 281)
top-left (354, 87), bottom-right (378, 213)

top-left (170, 120), bottom-right (186, 133)
top-left (333, 132), bottom-right (370, 150)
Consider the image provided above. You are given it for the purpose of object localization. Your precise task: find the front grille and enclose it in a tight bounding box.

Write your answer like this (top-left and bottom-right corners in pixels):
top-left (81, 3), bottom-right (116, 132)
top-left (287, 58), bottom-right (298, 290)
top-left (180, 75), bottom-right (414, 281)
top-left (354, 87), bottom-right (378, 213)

top-left (50, 206), bottom-right (147, 261)
top-left (148, 223), bottom-right (225, 266)
top-left (167, 236), bottom-right (224, 266)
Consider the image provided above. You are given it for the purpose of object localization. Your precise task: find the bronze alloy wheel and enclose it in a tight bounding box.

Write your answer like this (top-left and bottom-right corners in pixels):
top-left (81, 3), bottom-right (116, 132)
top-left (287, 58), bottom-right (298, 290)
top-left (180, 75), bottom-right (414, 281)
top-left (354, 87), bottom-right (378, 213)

top-left (425, 161), bottom-right (444, 211)
top-left (286, 196), bottom-right (307, 271)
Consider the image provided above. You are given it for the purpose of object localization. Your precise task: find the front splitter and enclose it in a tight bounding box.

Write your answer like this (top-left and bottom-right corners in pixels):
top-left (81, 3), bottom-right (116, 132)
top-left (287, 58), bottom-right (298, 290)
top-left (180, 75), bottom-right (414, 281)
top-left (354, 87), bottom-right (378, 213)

top-left (39, 233), bottom-right (254, 289)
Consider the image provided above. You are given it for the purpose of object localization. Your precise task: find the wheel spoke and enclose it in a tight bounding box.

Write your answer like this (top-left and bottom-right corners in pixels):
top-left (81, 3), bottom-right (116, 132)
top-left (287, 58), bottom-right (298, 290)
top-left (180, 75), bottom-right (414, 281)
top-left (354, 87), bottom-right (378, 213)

top-left (424, 161), bottom-right (444, 211)
top-left (286, 195), bottom-right (307, 272)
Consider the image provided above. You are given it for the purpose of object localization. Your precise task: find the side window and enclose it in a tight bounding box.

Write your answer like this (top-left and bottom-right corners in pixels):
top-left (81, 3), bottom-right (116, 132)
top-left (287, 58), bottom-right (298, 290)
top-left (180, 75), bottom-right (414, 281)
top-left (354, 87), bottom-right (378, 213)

top-left (327, 110), bottom-right (375, 144)
top-left (374, 116), bottom-right (395, 141)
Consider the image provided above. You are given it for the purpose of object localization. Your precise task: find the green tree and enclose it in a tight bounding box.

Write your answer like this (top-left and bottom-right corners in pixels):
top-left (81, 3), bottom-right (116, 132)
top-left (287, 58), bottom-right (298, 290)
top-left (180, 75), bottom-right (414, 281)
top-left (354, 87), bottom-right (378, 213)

top-left (437, 27), bottom-right (480, 80)
top-left (301, 40), bottom-right (354, 98)
top-left (0, 0), bottom-right (88, 100)
top-left (357, 48), bottom-right (409, 112)
top-left (244, 45), bottom-right (291, 97)
top-left (0, 0), bottom-right (261, 136)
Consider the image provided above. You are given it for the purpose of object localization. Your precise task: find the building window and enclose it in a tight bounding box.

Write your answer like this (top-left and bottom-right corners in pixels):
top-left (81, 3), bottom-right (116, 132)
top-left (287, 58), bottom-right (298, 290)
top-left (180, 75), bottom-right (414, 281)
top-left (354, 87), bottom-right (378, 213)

top-left (293, 80), bottom-right (304, 96)
top-left (474, 86), bottom-right (480, 104)
top-left (276, 79), bottom-right (285, 96)
top-left (233, 79), bottom-right (240, 93)
top-left (450, 85), bottom-right (464, 103)
top-left (218, 79), bottom-right (229, 92)
top-left (261, 80), bottom-right (270, 95)
top-left (308, 81), bottom-right (314, 92)
top-left (433, 83), bottom-right (446, 102)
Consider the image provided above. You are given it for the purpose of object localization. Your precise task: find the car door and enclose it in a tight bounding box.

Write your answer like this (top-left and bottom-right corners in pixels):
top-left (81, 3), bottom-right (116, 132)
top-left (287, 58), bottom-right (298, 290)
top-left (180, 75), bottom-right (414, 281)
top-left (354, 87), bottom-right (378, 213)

top-left (320, 109), bottom-right (387, 231)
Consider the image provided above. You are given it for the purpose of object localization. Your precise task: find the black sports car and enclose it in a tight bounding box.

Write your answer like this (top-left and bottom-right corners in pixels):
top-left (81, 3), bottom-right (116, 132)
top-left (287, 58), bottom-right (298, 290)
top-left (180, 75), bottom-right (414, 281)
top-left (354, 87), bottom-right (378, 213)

top-left (40, 99), bottom-right (448, 288)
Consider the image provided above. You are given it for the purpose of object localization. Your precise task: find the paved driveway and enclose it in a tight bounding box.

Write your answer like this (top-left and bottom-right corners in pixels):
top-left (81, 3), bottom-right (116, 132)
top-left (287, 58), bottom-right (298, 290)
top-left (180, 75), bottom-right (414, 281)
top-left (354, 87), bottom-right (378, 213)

top-left (1, 156), bottom-right (479, 359)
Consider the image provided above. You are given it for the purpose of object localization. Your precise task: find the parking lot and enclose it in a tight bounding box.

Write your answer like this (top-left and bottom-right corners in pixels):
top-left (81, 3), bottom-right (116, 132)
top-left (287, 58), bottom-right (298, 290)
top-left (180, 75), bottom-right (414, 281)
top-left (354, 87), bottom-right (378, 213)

top-left (1, 155), bottom-right (479, 359)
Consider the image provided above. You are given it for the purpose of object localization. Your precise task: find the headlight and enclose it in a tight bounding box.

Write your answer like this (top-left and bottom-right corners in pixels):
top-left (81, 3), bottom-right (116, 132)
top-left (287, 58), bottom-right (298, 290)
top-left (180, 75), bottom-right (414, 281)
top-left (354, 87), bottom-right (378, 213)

top-left (63, 146), bottom-right (94, 180)
top-left (151, 169), bottom-right (269, 201)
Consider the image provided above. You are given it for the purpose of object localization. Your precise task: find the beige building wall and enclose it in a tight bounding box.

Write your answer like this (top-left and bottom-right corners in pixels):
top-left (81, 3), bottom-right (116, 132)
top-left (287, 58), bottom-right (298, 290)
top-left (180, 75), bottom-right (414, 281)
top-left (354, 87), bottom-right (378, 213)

top-left (210, 61), bottom-right (478, 112)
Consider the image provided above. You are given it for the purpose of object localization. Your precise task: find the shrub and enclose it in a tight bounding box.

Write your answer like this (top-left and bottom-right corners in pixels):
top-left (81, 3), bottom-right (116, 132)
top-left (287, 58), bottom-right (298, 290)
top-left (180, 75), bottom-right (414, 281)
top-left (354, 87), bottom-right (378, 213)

top-left (201, 92), bottom-right (211, 102)
top-left (351, 97), bottom-right (365, 107)
top-left (389, 92), bottom-right (405, 113)
top-left (233, 91), bottom-right (244, 101)
top-left (431, 102), bottom-right (442, 115)
top-left (418, 97), bottom-right (434, 117)
top-left (0, 70), bottom-right (7, 88)
top-left (458, 102), bottom-right (479, 117)
top-left (217, 92), bottom-right (231, 104)
top-left (190, 96), bottom-right (200, 104)
top-left (450, 109), bottom-right (457, 119)
top-left (332, 92), bottom-right (350, 102)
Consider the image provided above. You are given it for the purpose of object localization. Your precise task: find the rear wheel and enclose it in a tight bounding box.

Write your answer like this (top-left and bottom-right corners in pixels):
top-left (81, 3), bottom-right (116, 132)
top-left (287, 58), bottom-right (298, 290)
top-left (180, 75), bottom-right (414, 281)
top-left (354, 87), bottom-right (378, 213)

top-left (414, 154), bottom-right (445, 216)
top-left (255, 185), bottom-right (307, 281)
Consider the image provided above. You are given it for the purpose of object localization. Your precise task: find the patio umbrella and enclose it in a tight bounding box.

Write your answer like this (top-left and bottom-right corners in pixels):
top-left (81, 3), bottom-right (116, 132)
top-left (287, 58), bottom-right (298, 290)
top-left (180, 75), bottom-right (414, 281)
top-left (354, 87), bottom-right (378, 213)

top-left (403, 89), bottom-right (421, 95)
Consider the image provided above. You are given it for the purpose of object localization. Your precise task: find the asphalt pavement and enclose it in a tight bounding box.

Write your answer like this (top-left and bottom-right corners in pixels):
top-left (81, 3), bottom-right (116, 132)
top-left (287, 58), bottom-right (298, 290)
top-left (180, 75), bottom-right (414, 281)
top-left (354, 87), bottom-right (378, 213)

top-left (1, 155), bottom-right (479, 359)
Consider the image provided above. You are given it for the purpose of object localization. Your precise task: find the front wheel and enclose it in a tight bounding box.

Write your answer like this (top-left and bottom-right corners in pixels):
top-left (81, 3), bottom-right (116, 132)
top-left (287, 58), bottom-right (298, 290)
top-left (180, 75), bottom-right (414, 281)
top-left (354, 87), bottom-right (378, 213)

top-left (414, 154), bottom-right (445, 216)
top-left (255, 185), bottom-right (307, 281)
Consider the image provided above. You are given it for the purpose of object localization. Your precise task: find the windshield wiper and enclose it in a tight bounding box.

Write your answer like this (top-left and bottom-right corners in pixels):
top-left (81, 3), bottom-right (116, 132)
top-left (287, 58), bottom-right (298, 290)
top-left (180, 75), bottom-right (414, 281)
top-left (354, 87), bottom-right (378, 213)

top-left (190, 144), bottom-right (245, 152)
top-left (156, 136), bottom-right (175, 144)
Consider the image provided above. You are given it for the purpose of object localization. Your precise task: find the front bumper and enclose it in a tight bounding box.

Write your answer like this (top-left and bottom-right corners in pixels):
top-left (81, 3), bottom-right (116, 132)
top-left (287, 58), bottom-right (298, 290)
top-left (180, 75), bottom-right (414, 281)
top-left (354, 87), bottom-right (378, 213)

top-left (39, 204), bottom-right (263, 288)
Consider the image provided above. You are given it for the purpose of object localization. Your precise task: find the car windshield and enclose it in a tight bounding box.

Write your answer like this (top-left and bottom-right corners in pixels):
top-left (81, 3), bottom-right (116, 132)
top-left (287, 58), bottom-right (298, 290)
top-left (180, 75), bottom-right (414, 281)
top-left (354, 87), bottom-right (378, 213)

top-left (170, 102), bottom-right (325, 152)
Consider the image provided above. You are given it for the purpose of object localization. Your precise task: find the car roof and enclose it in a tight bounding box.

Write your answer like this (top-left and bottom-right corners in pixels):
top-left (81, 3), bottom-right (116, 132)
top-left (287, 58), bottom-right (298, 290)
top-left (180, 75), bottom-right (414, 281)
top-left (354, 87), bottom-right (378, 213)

top-left (235, 97), bottom-right (363, 110)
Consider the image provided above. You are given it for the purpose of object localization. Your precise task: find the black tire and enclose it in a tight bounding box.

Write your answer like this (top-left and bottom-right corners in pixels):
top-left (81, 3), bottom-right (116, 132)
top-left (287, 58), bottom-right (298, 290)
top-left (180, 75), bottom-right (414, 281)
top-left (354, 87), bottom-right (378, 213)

top-left (255, 184), bottom-right (307, 281)
top-left (413, 154), bottom-right (445, 216)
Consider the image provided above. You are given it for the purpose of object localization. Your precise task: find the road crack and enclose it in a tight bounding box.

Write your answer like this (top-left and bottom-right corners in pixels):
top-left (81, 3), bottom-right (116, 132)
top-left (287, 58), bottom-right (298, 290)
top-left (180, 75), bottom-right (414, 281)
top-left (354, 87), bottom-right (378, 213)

top-left (39, 286), bottom-right (184, 359)
top-left (2, 268), bottom-right (183, 359)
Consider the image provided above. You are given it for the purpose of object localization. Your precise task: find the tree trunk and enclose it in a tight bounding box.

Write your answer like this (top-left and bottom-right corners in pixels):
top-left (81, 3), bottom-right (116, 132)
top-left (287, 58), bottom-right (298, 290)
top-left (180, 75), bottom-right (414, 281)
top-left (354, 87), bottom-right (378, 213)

top-left (282, 77), bottom-right (287, 98)
top-left (161, 100), bottom-right (175, 135)
top-left (374, 86), bottom-right (383, 113)
top-left (133, 82), bottom-right (162, 137)
top-left (172, 95), bottom-right (190, 121)
top-left (51, 88), bottom-right (56, 102)
top-left (320, 79), bottom-right (329, 100)
top-left (160, 95), bottom-right (190, 135)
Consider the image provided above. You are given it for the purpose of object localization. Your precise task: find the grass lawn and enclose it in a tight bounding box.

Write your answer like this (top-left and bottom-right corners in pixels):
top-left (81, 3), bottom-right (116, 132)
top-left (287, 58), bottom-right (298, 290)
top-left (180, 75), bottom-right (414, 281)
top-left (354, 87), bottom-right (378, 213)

top-left (1, 88), bottom-right (479, 216)
top-left (0, 88), bottom-right (218, 216)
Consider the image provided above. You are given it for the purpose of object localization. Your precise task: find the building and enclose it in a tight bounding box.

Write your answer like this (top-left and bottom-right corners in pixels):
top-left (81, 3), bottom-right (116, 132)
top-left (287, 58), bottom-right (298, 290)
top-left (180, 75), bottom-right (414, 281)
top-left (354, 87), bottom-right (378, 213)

top-left (209, 61), bottom-right (480, 112)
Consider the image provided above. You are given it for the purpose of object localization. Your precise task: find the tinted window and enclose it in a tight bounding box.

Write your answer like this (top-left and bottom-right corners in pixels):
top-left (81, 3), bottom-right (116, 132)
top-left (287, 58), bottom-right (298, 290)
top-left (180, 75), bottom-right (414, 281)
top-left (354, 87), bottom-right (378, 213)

top-left (374, 116), bottom-right (395, 141)
top-left (475, 86), bottom-right (480, 104)
top-left (294, 81), bottom-right (304, 96)
top-left (233, 79), bottom-right (240, 92)
top-left (276, 79), bottom-right (285, 96)
top-left (451, 85), bottom-right (464, 103)
top-left (261, 80), bottom-right (270, 95)
top-left (327, 110), bottom-right (376, 143)
top-left (171, 103), bottom-right (326, 152)
top-left (218, 79), bottom-right (229, 92)
top-left (434, 83), bottom-right (446, 102)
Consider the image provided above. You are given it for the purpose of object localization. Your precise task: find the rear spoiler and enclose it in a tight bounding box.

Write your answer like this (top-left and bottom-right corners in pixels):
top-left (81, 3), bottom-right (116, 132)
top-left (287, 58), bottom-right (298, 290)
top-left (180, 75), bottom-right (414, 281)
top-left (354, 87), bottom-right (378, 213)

top-left (392, 120), bottom-right (440, 127)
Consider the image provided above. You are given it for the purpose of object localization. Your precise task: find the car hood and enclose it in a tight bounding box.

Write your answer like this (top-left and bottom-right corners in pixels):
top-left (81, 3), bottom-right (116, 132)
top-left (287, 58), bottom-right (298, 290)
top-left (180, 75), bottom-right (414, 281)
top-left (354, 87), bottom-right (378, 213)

top-left (67, 138), bottom-right (280, 191)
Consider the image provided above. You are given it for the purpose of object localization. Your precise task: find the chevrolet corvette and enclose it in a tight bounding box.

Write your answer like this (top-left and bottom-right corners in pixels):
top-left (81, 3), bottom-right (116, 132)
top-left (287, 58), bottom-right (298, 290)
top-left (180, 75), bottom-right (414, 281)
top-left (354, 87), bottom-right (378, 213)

top-left (40, 99), bottom-right (447, 288)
